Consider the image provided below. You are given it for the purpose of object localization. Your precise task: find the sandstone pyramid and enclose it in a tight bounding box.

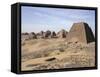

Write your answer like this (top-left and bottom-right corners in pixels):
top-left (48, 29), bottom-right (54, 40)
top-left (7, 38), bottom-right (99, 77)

top-left (21, 32), bottom-right (29, 41)
top-left (29, 32), bottom-right (37, 39)
top-left (44, 30), bottom-right (51, 38)
top-left (57, 29), bottom-right (68, 38)
top-left (36, 31), bottom-right (45, 39)
top-left (51, 31), bottom-right (57, 38)
top-left (66, 22), bottom-right (95, 43)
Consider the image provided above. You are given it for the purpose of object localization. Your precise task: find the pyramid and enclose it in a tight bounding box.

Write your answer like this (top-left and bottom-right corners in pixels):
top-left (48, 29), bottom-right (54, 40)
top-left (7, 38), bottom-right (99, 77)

top-left (66, 22), bottom-right (95, 43)
top-left (57, 29), bottom-right (68, 38)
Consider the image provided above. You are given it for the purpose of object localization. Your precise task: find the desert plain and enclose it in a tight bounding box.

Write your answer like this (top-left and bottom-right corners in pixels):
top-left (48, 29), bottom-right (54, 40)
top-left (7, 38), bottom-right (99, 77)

top-left (21, 22), bottom-right (95, 71)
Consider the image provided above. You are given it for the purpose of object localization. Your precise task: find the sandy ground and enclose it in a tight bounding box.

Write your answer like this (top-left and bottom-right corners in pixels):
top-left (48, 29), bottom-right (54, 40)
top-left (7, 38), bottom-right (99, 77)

top-left (21, 38), bottom-right (95, 71)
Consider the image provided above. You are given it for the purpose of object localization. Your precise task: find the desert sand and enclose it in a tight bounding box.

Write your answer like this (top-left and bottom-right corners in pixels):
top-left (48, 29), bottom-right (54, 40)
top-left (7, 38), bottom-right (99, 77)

top-left (21, 38), bottom-right (95, 71)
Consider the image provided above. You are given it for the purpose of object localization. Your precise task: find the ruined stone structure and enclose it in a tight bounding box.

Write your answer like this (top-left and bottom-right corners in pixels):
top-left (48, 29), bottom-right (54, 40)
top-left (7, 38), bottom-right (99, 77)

top-left (57, 29), bottom-right (68, 38)
top-left (29, 32), bottom-right (37, 39)
top-left (36, 31), bottom-right (45, 39)
top-left (51, 31), bottom-right (57, 38)
top-left (21, 33), bottom-right (29, 41)
top-left (44, 30), bottom-right (51, 38)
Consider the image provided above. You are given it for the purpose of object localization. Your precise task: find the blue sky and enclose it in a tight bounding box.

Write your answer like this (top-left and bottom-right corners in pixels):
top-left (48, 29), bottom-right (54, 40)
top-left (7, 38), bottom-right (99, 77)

top-left (21, 6), bottom-right (95, 34)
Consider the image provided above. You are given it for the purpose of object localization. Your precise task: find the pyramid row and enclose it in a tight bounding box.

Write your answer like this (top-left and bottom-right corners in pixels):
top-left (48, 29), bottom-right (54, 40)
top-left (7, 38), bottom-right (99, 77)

top-left (22, 22), bottom-right (95, 43)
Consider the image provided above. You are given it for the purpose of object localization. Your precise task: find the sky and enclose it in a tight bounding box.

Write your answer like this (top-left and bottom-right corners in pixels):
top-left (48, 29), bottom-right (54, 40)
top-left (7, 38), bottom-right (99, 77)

top-left (21, 6), bottom-right (95, 34)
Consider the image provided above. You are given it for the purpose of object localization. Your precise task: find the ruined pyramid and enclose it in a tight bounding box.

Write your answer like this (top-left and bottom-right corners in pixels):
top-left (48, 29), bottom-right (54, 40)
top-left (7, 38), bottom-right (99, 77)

top-left (66, 22), bottom-right (95, 43)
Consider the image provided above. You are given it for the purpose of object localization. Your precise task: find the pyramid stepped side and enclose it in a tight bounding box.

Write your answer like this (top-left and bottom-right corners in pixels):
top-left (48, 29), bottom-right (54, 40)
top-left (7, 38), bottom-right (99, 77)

top-left (66, 22), bottom-right (95, 43)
